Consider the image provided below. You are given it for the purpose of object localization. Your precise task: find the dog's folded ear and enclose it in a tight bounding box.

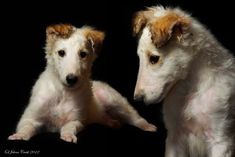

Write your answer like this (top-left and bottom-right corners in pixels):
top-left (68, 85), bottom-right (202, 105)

top-left (84, 27), bottom-right (105, 54)
top-left (46, 24), bottom-right (76, 39)
top-left (149, 13), bottom-right (191, 48)
top-left (132, 9), bottom-right (154, 37)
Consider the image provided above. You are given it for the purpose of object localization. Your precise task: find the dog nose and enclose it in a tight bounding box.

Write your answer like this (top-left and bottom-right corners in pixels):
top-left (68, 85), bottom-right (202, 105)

top-left (66, 74), bottom-right (78, 86)
top-left (134, 94), bottom-right (144, 102)
top-left (134, 91), bottom-right (144, 102)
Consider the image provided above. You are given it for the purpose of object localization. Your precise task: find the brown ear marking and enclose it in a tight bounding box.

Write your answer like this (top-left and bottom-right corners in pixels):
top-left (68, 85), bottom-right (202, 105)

top-left (132, 9), bottom-right (154, 37)
top-left (149, 12), bottom-right (191, 47)
top-left (46, 24), bottom-right (76, 39)
top-left (84, 27), bottom-right (105, 54)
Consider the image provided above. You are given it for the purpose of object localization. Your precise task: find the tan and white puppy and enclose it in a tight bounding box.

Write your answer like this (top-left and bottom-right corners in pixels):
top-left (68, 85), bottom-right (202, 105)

top-left (133, 6), bottom-right (235, 157)
top-left (8, 24), bottom-right (156, 143)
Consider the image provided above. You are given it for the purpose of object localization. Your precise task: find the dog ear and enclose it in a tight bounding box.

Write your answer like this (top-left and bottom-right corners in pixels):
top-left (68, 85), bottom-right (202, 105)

top-left (132, 9), bottom-right (154, 37)
top-left (84, 28), bottom-right (105, 54)
top-left (46, 24), bottom-right (76, 39)
top-left (149, 13), bottom-right (190, 47)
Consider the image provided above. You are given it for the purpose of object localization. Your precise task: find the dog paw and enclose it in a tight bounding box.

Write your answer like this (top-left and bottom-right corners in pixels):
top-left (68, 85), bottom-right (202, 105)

top-left (136, 119), bottom-right (157, 132)
top-left (142, 123), bottom-right (157, 132)
top-left (60, 133), bottom-right (77, 143)
top-left (8, 133), bottom-right (29, 140)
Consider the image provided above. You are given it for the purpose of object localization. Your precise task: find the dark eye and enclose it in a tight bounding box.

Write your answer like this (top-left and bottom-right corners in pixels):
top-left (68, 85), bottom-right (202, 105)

top-left (149, 55), bottom-right (160, 64)
top-left (58, 50), bottom-right (66, 57)
top-left (79, 51), bottom-right (88, 59)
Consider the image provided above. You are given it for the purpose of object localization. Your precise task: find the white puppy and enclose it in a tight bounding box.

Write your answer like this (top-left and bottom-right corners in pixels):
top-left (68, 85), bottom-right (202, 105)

top-left (133, 6), bottom-right (235, 157)
top-left (8, 24), bottom-right (156, 143)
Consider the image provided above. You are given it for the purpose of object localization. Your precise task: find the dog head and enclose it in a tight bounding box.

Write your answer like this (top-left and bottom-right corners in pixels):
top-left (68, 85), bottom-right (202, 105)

top-left (45, 24), bottom-right (105, 88)
top-left (133, 6), bottom-right (193, 104)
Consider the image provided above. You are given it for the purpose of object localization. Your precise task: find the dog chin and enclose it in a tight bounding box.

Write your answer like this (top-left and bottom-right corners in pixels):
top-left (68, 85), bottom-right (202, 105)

top-left (144, 94), bottom-right (164, 105)
top-left (144, 82), bottom-right (173, 105)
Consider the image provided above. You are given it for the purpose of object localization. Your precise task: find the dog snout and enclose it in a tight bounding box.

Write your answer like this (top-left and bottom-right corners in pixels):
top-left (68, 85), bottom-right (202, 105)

top-left (66, 74), bottom-right (78, 86)
top-left (134, 89), bottom-right (144, 102)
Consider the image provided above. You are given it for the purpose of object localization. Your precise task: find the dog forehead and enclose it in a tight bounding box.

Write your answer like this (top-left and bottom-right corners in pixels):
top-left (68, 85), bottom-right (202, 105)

top-left (153, 7), bottom-right (167, 18)
top-left (139, 28), bottom-right (152, 46)
top-left (69, 29), bottom-right (87, 43)
top-left (138, 27), bottom-right (157, 56)
top-left (55, 29), bottom-right (87, 49)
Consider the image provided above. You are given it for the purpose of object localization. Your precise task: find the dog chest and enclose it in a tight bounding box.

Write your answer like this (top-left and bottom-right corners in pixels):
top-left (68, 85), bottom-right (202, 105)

top-left (40, 92), bottom-right (83, 130)
top-left (164, 83), bottom-right (225, 141)
top-left (182, 87), bottom-right (223, 139)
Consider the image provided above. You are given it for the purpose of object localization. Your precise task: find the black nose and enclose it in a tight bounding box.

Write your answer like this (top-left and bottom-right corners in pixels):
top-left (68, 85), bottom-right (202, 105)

top-left (66, 74), bottom-right (78, 86)
top-left (134, 94), bottom-right (144, 102)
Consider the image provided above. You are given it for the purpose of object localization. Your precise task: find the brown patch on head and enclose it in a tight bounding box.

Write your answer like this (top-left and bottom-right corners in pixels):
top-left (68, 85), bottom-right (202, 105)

top-left (45, 24), bottom-right (76, 55)
top-left (149, 12), bottom-right (190, 47)
top-left (132, 9), bottom-right (155, 37)
top-left (83, 27), bottom-right (105, 55)
top-left (46, 24), bottom-right (76, 39)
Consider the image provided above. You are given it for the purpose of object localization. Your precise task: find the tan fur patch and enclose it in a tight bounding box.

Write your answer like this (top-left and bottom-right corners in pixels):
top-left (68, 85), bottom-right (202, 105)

top-left (132, 9), bottom-right (154, 36)
top-left (46, 24), bottom-right (76, 39)
top-left (83, 27), bottom-right (105, 54)
top-left (149, 12), bottom-right (190, 47)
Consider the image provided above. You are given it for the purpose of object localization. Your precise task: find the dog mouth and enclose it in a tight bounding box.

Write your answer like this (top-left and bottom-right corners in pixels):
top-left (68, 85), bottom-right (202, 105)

top-left (145, 91), bottom-right (165, 105)
top-left (62, 82), bottom-right (80, 89)
top-left (154, 91), bottom-right (165, 103)
top-left (144, 81), bottom-right (175, 104)
top-left (159, 81), bottom-right (177, 101)
top-left (64, 83), bottom-right (75, 88)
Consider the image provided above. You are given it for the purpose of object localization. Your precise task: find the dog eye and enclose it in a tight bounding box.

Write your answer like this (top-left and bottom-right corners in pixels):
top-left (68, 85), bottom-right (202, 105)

top-left (149, 55), bottom-right (160, 64)
top-left (58, 50), bottom-right (66, 57)
top-left (79, 51), bottom-right (88, 59)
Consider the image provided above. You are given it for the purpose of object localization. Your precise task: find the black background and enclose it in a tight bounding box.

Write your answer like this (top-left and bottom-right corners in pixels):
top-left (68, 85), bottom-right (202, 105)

top-left (1, 0), bottom-right (235, 156)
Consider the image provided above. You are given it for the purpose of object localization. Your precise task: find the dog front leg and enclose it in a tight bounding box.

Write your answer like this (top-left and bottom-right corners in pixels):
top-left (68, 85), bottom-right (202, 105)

top-left (60, 120), bottom-right (84, 143)
top-left (8, 118), bottom-right (42, 140)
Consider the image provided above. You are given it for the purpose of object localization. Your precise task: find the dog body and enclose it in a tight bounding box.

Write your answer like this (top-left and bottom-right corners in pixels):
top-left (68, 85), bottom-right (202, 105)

top-left (8, 24), bottom-right (156, 143)
top-left (133, 6), bottom-right (235, 156)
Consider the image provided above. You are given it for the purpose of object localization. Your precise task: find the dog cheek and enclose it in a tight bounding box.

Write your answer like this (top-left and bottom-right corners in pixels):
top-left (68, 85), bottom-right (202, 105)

top-left (140, 76), bottom-right (154, 93)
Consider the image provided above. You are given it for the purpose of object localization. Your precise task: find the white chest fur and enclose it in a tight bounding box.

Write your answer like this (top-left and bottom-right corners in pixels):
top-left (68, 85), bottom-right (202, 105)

top-left (164, 74), bottom-right (231, 141)
top-left (39, 88), bottom-right (88, 131)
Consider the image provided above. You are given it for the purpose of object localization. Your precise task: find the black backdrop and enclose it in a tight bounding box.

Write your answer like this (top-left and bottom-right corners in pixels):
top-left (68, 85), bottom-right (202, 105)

top-left (1, 0), bottom-right (235, 156)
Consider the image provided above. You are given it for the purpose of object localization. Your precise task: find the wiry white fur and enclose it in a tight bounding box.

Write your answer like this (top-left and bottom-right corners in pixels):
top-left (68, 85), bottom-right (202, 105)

top-left (8, 25), bottom-right (156, 143)
top-left (134, 6), bottom-right (235, 157)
